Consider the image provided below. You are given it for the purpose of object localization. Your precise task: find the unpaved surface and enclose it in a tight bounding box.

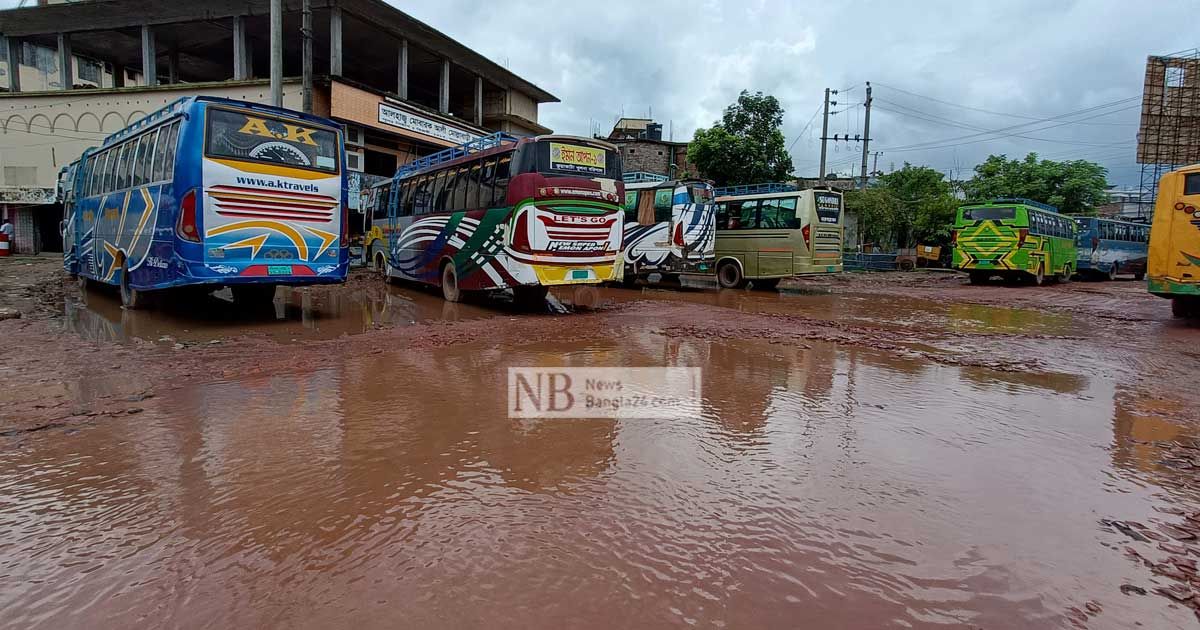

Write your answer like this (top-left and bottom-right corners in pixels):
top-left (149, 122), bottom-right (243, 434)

top-left (2, 257), bottom-right (1200, 629)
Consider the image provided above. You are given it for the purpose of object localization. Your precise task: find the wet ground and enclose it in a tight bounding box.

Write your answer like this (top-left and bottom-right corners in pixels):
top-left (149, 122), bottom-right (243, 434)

top-left (3, 255), bottom-right (1200, 629)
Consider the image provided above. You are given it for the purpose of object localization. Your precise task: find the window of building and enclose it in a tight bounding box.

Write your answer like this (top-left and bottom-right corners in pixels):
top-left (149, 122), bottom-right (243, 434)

top-left (1166, 66), bottom-right (1185, 89)
top-left (77, 57), bottom-right (102, 84)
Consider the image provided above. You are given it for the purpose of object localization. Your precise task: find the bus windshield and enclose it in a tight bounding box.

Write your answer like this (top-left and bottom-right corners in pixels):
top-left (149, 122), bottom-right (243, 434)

top-left (691, 185), bottom-right (714, 204)
top-left (205, 108), bottom-right (340, 173)
top-left (962, 206), bottom-right (1016, 221)
top-left (518, 139), bottom-right (622, 179)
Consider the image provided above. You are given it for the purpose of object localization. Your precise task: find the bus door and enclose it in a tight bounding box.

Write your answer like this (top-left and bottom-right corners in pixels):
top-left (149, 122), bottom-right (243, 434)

top-left (757, 197), bottom-right (796, 276)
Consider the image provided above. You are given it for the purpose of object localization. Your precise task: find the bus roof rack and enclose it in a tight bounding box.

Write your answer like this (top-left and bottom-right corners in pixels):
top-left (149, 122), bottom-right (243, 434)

top-left (991, 197), bottom-right (1060, 213)
top-left (392, 132), bottom-right (520, 181)
top-left (104, 97), bottom-right (192, 145)
top-left (714, 182), bottom-right (799, 197)
top-left (623, 172), bottom-right (669, 183)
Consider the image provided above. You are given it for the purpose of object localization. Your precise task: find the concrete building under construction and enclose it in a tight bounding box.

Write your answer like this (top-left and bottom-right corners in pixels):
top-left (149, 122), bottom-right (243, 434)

top-left (0, 0), bottom-right (557, 254)
top-left (1136, 48), bottom-right (1200, 217)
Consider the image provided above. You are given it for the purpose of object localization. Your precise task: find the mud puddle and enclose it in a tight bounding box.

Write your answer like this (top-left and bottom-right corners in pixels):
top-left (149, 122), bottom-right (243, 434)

top-left (2, 333), bottom-right (1196, 629)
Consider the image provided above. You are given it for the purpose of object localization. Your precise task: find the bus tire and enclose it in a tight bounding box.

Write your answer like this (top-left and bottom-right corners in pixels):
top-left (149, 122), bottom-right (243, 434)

top-left (1032, 264), bottom-right (1046, 286)
top-left (441, 260), bottom-right (462, 303)
top-left (1171, 298), bottom-right (1193, 319)
top-left (753, 278), bottom-right (781, 291)
top-left (968, 271), bottom-right (989, 285)
top-left (1106, 263), bottom-right (1118, 281)
top-left (119, 261), bottom-right (147, 310)
top-left (373, 248), bottom-right (387, 274)
top-left (1058, 265), bottom-right (1073, 284)
top-left (717, 261), bottom-right (746, 289)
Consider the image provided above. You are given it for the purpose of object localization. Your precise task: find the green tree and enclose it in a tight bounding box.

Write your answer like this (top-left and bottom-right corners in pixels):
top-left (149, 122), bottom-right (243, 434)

top-left (688, 91), bottom-right (794, 186)
top-left (964, 153), bottom-right (1109, 215)
top-left (844, 164), bottom-right (959, 249)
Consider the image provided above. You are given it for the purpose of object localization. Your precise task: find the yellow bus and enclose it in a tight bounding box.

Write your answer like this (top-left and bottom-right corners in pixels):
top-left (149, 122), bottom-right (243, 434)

top-left (1148, 163), bottom-right (1200, 318)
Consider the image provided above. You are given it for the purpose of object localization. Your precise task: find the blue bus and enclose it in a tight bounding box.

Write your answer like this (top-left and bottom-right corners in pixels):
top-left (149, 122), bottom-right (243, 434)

top-left (62, 96), bottom-right (348, 309)
top-left (1073, 217), bottom-right (1149, 281)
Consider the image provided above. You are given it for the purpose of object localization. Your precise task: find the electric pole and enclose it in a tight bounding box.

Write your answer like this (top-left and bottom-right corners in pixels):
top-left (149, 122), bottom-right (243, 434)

top-left (819, 88), bottom-right (837, 185)
top-left (859, 82), bottom-right (872, 190)
top-left (302, 0), bottom-right (313, 113)
top-left (872, 151), bottom-right (882, 176)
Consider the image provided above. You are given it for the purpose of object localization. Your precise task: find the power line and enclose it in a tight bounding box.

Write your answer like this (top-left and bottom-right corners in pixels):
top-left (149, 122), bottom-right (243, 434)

top-left (873, 100), bottom-right (1136, 148)
top-left (872, 81), bottom-right (1137, 127)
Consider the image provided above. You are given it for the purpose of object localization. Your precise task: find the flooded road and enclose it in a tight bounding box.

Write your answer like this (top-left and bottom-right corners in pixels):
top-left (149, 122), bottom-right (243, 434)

top-left (3, 264), bottom-right (1200, 629)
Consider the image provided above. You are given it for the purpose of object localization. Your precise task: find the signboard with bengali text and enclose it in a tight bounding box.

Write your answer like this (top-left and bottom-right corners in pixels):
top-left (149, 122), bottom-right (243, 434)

top-left (549, 142), bottom-right (606, 175)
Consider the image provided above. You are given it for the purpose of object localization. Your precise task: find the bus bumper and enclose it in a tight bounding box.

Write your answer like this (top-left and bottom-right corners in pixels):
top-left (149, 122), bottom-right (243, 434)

top-left (532, 261), bottom-right (621, 285)
top-left (1148, 277), bottom-right (1200, 299)
top-left (180, 260), bottom-right (349, 285)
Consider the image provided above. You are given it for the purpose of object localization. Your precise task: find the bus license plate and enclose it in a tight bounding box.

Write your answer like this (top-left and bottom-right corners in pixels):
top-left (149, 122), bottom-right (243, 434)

top-left (267, 265), bottom-right (293, 276)
top-left (571, 269), bottom-right (591, 280)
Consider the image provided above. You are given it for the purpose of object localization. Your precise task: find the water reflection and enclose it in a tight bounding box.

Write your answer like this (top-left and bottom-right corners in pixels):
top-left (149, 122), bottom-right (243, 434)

top-left (7, 325), bottom-right (1198, 627)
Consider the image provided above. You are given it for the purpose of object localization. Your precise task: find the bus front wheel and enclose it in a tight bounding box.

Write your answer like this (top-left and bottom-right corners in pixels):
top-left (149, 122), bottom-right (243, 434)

top-left (441, 261), bottom-right (462, 303)
top-left (1057, 265), bottom-right (1073, 284)
top-left (717, 262), bottom-right (747, 289)
top-left (1106, 263), bottom-right (1118, 282)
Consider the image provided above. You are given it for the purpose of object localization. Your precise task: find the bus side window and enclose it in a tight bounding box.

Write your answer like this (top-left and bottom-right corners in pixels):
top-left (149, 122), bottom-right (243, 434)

top-left (466, 161), bottom-right (482, 210)
top-left (725, 200), bottom-right (758, 229)
top-left (452, 166), bottom-right (469, 211)
top-left (164, 122), bottom-right (180, 182)
top-left (144, 128), bottom-right (161, 183)
top-left (624, 190), bottom-right (639, 224)
top-left (493, 154), bottom-right (512, 206)
top-left (653, 187), bottom-right (673, 223)
top-left (415, 175), bottom-right (433, 215)
top-left (479, 157), bottom-right (497, 208)
top-left (430, 171), bottom-right (447, 213)
top-left (715, 202), bottom-right (728, 230)
top-left (132, 134), bottom-right (149, 188)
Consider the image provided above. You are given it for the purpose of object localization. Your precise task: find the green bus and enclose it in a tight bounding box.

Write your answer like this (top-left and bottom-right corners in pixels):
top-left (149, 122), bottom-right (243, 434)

top-left (713, 188), bottom-right (844, 289)
top-left (952, 198), bottom-right (1077, 285)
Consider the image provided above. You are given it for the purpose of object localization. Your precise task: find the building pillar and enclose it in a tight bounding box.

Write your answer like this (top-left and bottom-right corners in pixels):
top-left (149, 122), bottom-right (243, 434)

top-left (233, 15), bottom-right (249, 80)
top-left (57, 33), bottom-right (72, 90)
top-left (167, 47), bottom-right (179, 84)
top-left (270, 0), bottom-right (282, 106)
top-left (474, 75), bottom-right (483, 126)
top-left (397, 38), bottom-right (408, 99)
top-left (3, 36), bottom-right (20, 92)
top-left (439, 58), bottom-right (449, 114)
top-left (329, 6), bottom-right (343, 77)
top-left (141, 25), bottom-right (157, 86)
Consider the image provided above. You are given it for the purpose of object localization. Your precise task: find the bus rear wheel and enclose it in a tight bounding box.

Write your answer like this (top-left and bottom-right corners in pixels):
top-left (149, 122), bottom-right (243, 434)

top-left (119, 261), bottom-right (148, 310)
top-left (1031, 264), bottom-right (1046, 286)
top-left (441, 261), bottom-right (462, 303)
top-left (717, 262), bottom-right (747, 289)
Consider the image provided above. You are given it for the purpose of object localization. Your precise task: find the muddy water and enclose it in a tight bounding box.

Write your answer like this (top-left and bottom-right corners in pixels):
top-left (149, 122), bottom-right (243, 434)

top-left (3, 328), bottom-right (1197, 629)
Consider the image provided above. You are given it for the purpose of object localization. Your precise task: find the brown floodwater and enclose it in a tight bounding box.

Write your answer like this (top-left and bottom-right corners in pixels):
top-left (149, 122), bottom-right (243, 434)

top-left (3, 314), bottom-right (1199, 628)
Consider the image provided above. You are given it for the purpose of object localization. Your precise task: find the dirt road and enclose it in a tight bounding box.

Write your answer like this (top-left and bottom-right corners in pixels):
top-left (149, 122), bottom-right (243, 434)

top-left (2, 256), bottom-right (1199, 629)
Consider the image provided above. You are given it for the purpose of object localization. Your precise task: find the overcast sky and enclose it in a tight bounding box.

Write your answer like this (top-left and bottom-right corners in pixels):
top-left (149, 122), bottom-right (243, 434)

top-left (397, 0), bottom-right (1195, 187)
top-left (2, 0), bottom-right (1192, 186)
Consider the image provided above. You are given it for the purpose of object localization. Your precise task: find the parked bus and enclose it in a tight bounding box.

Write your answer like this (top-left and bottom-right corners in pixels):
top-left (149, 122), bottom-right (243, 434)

top-left (1147, 163), bottom-right (1200, 317)
top-left (952, 198), bottom-right (1076, 285)
top-left (712, 187), bottom-right (844, 289)
top-left (1073, 217), bottom-right (1149, 281)
top-left (62, 96), bottom-right (348, 309)
top-left (380, 133), bottom-right (624, 303)
top-left (620, 176), bottom-right (716, 282)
